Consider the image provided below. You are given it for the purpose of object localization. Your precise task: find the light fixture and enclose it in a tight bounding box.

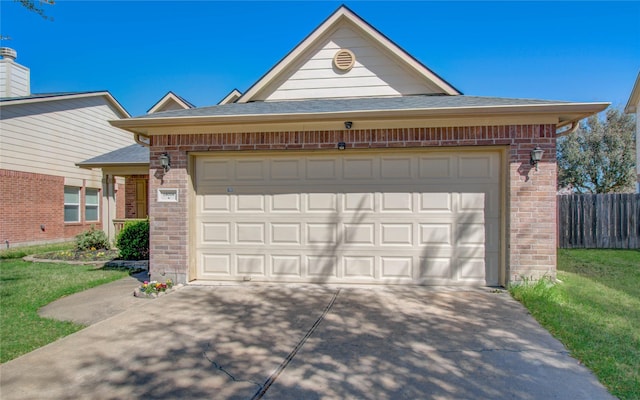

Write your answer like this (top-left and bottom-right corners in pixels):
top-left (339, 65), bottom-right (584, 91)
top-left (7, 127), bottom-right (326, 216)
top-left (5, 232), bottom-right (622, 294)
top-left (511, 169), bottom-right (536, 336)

top-left (530, 146), bottom-right (544, 171)
top-left (159, 153), bottom-right (171, 172)
top-left (338, 142), bottom-right (346, 150)
top-left (344, 121), bottom-right (352, 129)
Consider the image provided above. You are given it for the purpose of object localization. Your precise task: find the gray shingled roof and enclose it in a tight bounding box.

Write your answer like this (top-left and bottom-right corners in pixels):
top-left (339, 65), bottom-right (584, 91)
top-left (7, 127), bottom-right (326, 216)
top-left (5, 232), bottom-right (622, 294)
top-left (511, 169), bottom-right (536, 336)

top-left (77, 144), bottom-right (149, 166)
top-left (136, 95), bottom-right (573, 119)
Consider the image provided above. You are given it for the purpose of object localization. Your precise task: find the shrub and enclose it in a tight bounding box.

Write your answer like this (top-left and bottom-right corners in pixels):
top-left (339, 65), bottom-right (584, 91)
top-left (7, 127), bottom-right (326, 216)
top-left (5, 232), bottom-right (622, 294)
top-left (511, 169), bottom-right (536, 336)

top-left (116, 219), bottom-right (149, 260)
top-left (75, 227), bottom-right (110, 251)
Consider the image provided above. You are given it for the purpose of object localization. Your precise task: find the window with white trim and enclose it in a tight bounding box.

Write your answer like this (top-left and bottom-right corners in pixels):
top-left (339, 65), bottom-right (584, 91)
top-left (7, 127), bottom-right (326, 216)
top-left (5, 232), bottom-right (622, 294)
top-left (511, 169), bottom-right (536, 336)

top-left (85, 188), bottom-right (100, 221)
top-left (64, 186), bottom-right (81, 222)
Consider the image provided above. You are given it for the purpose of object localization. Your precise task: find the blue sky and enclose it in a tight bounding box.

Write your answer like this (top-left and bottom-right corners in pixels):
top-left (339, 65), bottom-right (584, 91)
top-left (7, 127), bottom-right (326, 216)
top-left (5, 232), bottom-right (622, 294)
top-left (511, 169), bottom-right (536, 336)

top-left (1, 1), bottom-right (638, 116)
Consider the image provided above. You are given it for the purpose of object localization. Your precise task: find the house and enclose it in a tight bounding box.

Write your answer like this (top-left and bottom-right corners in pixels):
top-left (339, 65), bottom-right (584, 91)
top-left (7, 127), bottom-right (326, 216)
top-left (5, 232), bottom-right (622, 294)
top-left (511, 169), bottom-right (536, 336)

top-left (624, 71), bottom-right (640, 193)
top-left (110, 6), bottom-right (608, 286)
top-left (0, 47), bottom-right (135, 247)
top-left (76, 91), bottom-right (198, 239)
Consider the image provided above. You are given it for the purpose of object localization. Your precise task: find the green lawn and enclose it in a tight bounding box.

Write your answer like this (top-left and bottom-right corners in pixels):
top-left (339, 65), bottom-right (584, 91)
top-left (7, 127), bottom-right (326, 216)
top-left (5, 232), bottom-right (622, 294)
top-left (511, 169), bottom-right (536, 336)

top-left (509, 249), bottom-right (640, 400)
top-left (0, 257), bottom-right (128, 363)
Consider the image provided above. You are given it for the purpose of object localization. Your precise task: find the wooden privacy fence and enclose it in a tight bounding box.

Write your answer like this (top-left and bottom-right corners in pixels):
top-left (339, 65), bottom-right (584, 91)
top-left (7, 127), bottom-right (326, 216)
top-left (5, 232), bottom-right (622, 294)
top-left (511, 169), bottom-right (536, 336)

top-left (557, 193), bottom-right (640, 249)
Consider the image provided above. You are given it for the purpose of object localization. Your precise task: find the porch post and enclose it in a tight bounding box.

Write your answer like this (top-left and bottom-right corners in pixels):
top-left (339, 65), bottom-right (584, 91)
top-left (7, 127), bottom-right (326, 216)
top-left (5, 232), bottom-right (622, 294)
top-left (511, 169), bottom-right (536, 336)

top-left (102, 174), bottom-right (117, 243)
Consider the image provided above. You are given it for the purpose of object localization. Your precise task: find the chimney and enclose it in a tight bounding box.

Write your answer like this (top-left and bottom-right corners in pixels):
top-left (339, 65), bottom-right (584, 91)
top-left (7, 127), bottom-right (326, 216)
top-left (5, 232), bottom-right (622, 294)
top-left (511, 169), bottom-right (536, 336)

top-left (0, 47), bottom-right (31, 98)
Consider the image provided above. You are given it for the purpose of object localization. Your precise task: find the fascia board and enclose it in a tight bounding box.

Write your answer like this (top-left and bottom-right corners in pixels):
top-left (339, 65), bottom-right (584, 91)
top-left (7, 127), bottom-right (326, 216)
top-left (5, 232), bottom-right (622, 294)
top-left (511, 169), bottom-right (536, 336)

top-left (625, 72), bottom-right (640, 114)
top-left (110, 102), bottom-right (610, 134)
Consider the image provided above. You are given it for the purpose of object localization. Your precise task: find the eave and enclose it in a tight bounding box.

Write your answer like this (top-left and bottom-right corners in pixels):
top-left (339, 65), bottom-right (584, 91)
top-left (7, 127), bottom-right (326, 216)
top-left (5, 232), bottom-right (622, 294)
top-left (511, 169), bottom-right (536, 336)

top-left (110, 102), bottom-right (609, 136)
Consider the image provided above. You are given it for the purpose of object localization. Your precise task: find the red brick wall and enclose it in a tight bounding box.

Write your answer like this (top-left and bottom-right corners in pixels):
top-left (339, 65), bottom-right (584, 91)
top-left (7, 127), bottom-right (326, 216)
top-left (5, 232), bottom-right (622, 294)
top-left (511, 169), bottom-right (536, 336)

top-left (148, 125), bottom-right (557, 284)
top-left (116, 181), bottom-right (126, 220)
top-left (0, 169), bottom-right (104, 247)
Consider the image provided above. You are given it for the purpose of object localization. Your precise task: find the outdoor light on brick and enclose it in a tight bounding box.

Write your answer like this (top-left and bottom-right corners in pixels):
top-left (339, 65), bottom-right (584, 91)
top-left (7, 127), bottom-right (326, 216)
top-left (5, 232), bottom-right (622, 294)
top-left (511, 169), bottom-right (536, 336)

top-left (530, 146), bottom-right (544, 171)
top-left (159, 153), bottom-right (171, 172)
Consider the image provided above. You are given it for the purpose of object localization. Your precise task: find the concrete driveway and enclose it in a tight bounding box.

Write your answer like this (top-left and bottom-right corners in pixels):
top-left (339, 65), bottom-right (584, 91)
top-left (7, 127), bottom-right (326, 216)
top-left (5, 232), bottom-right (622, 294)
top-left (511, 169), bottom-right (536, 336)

top-left (0, 285), bottom-right (613, 399)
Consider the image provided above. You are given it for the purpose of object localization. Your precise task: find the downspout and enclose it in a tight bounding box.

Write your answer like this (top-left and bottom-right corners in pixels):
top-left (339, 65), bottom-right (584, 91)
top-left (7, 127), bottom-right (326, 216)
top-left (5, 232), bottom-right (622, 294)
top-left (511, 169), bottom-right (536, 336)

top-left (555, 121), bottom-right (579, 137)
top-left (134, 133), bottom-right (151, 147)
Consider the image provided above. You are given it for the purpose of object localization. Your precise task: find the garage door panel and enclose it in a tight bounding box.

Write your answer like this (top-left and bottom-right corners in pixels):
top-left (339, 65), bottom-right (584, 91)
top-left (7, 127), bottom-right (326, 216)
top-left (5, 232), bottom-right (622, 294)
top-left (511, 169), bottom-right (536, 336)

top-left (236, 160), bottom-right (265, 180)
top-left (458, 257), bottom-right (485, 280)
top-left (381, 223), bottom-right (413, 246)
top-left (202, 222), bottom-right (231, 244)
top-left (420, 224), bottom-right (452, 245)
top-left (420, 193), bottom-right (452, 212)
top-left (272, 255), bottom-right (302, 277)
top-left (344, 223), bottom-right (375, 245)
top-left (271, 223), bottom-right (301, 244)
top-left (306, 158), bottom-right (338, 180)
top-left (200, 254), bottom-right (231, 276)
top-left (419, 157), bottom-right (452, 179)
top-left (344, 256), bottom-right (375, 278)
top-left (380, 157), bottom-right (412, 179)
top-left (381, 193), bottom-right (413, 212)
top-left (308, 256), bottom-right (338, 277)
top-left (202, 195), bottom-right (230, 212)
top-left (343, 158), bottom-right (375, 179)
top-left (381, 257), bottom-right (413, 278)
top-left (195, 150), bottom-right (501, 285)
top-left (271, 193), bottom-right (301, 212)
top-left (271, 159), bottom-right (302, 180)
top-left (344, 192), bottom-right (374, 211)
top-left (419, 257), bottom-right (452, 279)
top-left (236, 223), bottom-right (265, 244)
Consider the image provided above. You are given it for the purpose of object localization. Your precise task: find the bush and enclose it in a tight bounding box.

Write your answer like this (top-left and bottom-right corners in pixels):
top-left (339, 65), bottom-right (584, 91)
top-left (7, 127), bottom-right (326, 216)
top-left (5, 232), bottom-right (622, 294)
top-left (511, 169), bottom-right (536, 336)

top-left (75, 227), bottom-right (110, 251)
top-left (116, 219), bottom-right (149, 260)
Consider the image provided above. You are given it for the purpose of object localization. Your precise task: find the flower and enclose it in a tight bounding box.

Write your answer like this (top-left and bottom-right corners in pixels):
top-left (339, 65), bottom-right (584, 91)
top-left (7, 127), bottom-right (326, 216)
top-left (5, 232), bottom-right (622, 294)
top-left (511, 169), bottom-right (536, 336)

top-left (139, 279), bottom-right (174, 295)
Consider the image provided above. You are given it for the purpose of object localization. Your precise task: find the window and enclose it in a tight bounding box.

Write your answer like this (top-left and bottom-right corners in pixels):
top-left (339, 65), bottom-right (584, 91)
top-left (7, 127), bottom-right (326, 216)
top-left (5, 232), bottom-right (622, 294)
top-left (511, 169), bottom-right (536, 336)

top-left (64, 186), bottom-right (80, 222)
top-left (85, 188), bottom-right (100, 221)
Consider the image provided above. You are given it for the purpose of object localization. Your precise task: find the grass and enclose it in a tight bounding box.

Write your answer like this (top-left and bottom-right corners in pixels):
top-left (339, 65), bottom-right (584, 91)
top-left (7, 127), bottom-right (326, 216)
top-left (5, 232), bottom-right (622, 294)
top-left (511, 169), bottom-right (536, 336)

top-left (509, 249), bottom-right (640, 400)
top-left (0, 245), bottom-right (129, 363)
top-left (0, 242), bottom-right (74, 260)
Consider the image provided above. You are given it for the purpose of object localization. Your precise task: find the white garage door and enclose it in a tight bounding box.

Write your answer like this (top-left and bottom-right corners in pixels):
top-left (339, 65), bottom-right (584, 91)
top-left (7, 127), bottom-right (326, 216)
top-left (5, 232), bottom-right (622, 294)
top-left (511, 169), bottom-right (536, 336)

top-left (194, 150), bottom-right (501, 285)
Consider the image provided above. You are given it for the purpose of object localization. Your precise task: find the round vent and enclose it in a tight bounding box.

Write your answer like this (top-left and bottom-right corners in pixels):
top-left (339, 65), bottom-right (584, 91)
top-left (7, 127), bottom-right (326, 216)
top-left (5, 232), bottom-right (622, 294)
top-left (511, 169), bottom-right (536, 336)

top-left (333, 49), bottom-right (355, 71)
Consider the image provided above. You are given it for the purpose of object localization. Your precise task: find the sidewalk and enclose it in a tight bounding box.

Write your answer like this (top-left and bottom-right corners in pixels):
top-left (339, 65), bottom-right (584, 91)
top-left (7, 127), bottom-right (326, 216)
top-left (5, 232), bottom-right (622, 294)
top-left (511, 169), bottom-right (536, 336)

top-left (38, 271), bottom-right (149, 325)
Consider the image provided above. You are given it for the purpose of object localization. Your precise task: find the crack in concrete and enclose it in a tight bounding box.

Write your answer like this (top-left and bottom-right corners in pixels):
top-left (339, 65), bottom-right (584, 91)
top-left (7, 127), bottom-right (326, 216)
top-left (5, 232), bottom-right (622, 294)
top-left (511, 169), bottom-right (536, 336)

top-left (202, 344), bottom-right (264, 390)
top-left (251, 289), bottom-right (341, 400)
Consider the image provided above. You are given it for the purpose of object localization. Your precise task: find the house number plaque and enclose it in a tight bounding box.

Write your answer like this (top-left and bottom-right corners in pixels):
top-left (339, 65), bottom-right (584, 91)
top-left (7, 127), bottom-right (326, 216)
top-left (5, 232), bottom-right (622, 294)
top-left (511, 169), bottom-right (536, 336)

top-left (157, 188), bottom-right (179, 202)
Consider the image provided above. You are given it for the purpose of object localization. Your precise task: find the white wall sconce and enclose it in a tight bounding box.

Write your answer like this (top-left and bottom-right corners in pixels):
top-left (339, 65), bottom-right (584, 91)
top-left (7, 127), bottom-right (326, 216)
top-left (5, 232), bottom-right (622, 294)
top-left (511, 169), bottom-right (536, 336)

top-left (530, 146), bottom-right (544, 171)
top-left (344, 121), bottom-right (353, 129)
top-left (159, 153), bottom-right (171, 172)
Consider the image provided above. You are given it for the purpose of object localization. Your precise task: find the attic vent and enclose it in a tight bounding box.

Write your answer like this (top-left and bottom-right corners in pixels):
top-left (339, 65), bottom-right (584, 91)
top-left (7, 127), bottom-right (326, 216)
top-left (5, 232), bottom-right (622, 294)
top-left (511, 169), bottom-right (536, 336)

top-left (333, 49), bottom-right (355, 71)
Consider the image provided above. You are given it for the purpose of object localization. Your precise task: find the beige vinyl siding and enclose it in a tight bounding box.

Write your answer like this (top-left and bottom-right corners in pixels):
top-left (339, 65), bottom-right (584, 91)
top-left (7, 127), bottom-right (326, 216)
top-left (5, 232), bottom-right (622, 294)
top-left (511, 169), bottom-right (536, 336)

top-left (0, 61), bottom-right (30, 97)
top-left (0, 96), bottom-right (134, 186)
top-left (257, 25), bottom-right (441, 101)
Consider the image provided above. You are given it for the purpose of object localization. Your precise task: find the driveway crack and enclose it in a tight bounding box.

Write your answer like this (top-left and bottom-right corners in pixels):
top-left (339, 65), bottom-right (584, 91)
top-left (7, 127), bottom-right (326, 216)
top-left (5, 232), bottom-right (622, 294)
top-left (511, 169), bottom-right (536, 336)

top-left (251, 288), bottom-right (341, 400)
top-left (202, 344), bottom-right (264, 390)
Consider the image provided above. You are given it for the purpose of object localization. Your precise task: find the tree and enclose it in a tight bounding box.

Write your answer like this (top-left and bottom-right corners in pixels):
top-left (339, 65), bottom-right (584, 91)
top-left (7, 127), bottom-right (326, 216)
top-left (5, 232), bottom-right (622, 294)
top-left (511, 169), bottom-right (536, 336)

top-left (557, 107), bottom-right (636, 193)
top-left (15, 0), bottom-right (55, 20)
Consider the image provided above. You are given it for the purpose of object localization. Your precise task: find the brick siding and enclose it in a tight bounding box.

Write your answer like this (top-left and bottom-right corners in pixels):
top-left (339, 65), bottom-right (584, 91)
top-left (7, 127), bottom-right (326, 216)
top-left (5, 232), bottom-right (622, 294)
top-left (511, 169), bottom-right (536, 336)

top-left (0, 169), bottom-right (104, 247)
top-left (148, 125), bottom-right (557, 284)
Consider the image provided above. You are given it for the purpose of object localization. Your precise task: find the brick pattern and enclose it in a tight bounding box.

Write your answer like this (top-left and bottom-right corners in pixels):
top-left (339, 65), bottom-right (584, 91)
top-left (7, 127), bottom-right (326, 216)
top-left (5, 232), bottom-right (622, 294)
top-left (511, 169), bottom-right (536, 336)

top-left (148, 125), bottom-right (557, 284)
top-left (0, 169), bottom-right (104, 246)
top-left (116, 181), bottom-right (125, 219)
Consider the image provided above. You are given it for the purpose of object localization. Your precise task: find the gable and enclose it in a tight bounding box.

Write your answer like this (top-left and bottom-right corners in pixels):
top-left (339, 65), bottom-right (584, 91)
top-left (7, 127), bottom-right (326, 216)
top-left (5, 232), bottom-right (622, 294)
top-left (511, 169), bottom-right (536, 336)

top-left (147, 92), bottom-right (194, 114)
top-left (239, 6), bottom-right (459, 103)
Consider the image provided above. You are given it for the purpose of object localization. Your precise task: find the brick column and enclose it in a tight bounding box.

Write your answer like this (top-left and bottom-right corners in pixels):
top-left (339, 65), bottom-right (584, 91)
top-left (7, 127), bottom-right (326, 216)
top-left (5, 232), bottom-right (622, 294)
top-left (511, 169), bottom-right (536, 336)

top-left (507, 125), bottom-right (557, 281)
top-left (148, 143), bottom-right (189, 284)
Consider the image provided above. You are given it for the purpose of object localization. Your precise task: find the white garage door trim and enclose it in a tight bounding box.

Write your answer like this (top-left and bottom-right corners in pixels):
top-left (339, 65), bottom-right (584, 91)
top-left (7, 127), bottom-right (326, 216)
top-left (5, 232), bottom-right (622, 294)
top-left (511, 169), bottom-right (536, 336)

top-left (191, 148), bottom-right (503, 286)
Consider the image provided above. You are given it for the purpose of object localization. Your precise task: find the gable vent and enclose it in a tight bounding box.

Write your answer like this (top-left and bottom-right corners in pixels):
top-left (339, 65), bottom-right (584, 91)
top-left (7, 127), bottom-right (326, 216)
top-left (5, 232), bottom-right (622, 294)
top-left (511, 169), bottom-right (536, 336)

top-left (333, 49), bottom-right (355, 71)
